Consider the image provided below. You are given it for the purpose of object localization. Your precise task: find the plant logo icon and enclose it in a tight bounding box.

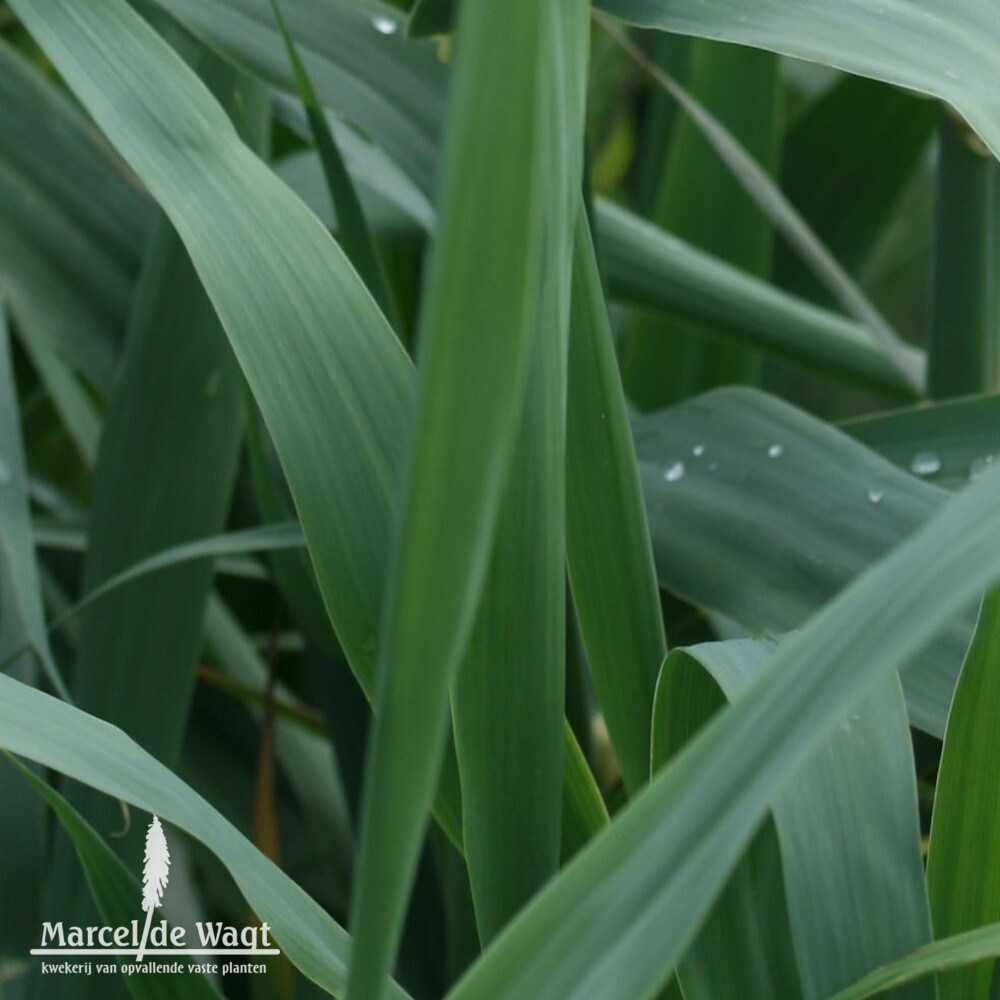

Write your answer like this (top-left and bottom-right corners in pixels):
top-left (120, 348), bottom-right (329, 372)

top-left (136, 816), bottom-right (170, 961)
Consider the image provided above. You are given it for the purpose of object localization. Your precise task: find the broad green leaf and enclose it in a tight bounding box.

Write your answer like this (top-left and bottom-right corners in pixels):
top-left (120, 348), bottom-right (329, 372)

top-left (9, 758), bottom-right (219, 1000)
top-left (598, 0), bottom-right (1000, 160)
top-left (832, 926), bottom-right (1000, 1000)
top-left (349, 1), bottom-right (588, 993)
top-left (926, 588), bottom-right (1000, 998)
top-left (268, 0), bottom-right (398, 327)
top-left (599, 203), bottom-right (923, 397)
top-left (0, 40), bottom-right (148, 390)
top-left (634, 386), bottom-right (968, 735)
top-left (444, 431), bottom-right (1000, 1000)
top-left (927, 115), bottom-right (1000, 399)
top-left (453, 331), bottom-right (567, 944)
top-left (843, 393), bottom-right (1000, 492)
top-left (452, 21), bottom-right (589, 933)
top-left (566, 211), bottom-right (666, 793)
top-left (655, 640), bottom-right (932, 999)
top-left (775, 77), bottom-right (939, 302)
top-left (623, 41), bottom-right (781, 407)
top-left (0, 673), bottom-right (410, 999)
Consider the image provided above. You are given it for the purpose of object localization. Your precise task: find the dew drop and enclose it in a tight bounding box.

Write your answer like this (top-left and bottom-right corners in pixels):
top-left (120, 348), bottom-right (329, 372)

top-left (708, 461), bottom-right (719, 472)
top-left (867, 489), bottom-right (883, 504)
top-left (692, 444), bottom-right (705, 457)
top-left (911, 452), bottom-right (941, 476)
top-left (768, 443), bottom-right (784, 458)
top-left (371, 14), bottom-right (398, 34)
top-left (663, 461), bottom-right (685, 483)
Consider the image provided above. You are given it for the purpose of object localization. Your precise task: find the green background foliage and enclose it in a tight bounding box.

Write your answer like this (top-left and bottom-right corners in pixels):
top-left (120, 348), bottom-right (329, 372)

top-left (1, 0), bottom-right (1000, 998)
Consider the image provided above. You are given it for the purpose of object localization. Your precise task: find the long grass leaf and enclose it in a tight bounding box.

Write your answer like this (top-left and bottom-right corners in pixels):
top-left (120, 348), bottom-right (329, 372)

top-left (599, 203), bottom-right (923, 397)
top-left (348, 1), bottom-right (587, 993)
top-left (566, 212), bottom-right (666, 792)
top-left (926, 588), bottom-right (1000, 998)
top-left (831, 926), bottom-right (1000, 1000)
top-left (452, 14), bottom-right (589, 928)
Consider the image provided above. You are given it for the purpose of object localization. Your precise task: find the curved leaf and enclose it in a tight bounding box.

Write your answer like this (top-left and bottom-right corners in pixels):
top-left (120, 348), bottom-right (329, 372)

top-left (599, 0), bottom-right (1000, 160)
top-left (655, 639), bottom-right (931, 998)
top-left (634, 386), bottom-right (969, 735)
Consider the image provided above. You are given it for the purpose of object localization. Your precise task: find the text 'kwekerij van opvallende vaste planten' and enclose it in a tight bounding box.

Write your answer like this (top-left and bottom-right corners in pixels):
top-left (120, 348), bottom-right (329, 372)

top-left (1, 0), bottom-right (1000, 998)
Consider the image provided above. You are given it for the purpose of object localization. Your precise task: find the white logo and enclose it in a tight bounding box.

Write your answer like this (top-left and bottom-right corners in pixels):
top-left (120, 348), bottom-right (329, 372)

top-left (138, 815), bottom-right (170, 961)
top-left (31, 814), bottom-right (280, 978)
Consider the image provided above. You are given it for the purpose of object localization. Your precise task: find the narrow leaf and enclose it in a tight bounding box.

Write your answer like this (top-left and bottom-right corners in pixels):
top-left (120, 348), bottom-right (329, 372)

top-left (927, 114), bottom-right (1000, 399)
top-left (600, 203), bottom-right (923, 397)
top-left (926, 588), bottom-right (1000, 998)
top-left (349, 1), bottom-right (587, 993)
top-left (566, 211), bottom-right (666, 792)
top-left (268, 0), bottom-right (399, 327)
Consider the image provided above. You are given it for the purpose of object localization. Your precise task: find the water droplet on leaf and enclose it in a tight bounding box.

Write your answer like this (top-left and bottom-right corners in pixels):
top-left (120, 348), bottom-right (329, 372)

top-left (768, 444), bottom-right (783, 458)
top-left (664, 461), bottom-right (685, 483)
top-left (911, 452), bottom-right (941, 476)
top-left (371, 15), bottom-right (398, 34)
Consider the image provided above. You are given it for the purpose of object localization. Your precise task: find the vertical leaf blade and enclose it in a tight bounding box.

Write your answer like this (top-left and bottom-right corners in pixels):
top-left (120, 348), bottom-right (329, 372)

top-left (349, 1), bottom-right (587, 993)
top-left (566, 212), bottom-right (666, 792)
top-left (926, 588), bottom-right (1000, 998)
